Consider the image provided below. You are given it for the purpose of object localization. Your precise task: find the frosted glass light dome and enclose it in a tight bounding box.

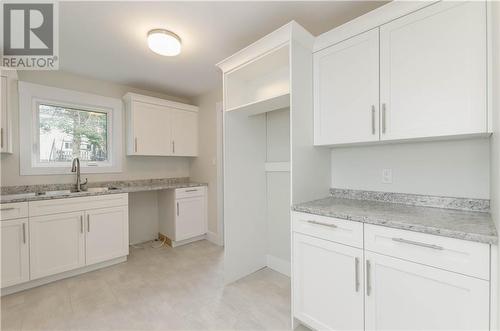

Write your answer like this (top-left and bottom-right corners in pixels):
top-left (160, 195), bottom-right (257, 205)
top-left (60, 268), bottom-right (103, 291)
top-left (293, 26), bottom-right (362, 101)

top-left (147, 29), bottom-right (182, 56)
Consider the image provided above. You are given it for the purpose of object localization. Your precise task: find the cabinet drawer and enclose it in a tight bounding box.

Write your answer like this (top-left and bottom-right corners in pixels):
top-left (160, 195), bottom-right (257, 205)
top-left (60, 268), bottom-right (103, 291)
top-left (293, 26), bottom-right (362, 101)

top-left (364, 224), bottom-right (490, 280)
top-left (292, 212), bottom-right (363, 249)
top-left (175, 186), bottom-right (205, 199)
top-left (0, 202), bottom-right (28, 221)
top-left (29, 194), bottom-right (128, 217)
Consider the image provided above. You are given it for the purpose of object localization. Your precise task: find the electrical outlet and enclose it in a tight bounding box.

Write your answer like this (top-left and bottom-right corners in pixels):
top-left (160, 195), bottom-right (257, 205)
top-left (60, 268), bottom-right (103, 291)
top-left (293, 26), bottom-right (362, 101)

top-left (382, 169), bottom-right (393, 184)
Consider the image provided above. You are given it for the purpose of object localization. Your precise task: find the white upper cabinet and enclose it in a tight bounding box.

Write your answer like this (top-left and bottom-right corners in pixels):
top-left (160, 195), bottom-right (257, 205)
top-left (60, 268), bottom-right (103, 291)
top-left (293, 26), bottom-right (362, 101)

top-left (314, 28), bottom-right (379, 145)
top-left (379, 1), bottom-right (487, 141)
top-left (124, 93), bottom-right (198, 157)
top-left (0, 70), bottom-right (16, 154)
top-left (129, 101), bottom-right (172, 156)
top-left (313, 1), bottom-right (489, 146)
top-left (0, 76), bottom-right (7, 152)
top-left (171, 109), bottom-right (198, 156)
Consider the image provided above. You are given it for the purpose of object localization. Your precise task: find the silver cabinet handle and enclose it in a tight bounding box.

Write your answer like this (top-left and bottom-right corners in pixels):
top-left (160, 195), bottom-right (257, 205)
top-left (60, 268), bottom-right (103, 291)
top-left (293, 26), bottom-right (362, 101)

top-left (306, 220), bottom-right (337, 228)
top-left (354, 257), bottom-right (360, 292)
top-left (382, 103), bottom-right (387, 134)
top-left (172, 141), bottom-right (175, 154)
top-left (0, 207), bottom-right (15, 211)
top-left (22, 222), bottom-right (26, 244)
top-left (1, 128), bottom-right (3, 148)
top-left (366, 259), bottom-right (371, 296)
top-left (176, 202), bottom-right (179, 216)
top-left (80, 215), bottom-right (84, 233)
top-left (392, 238), bottom-right (443, 250)
top-left (134, 138), bottom-right (138, 153)
top-left (87, 214), bottom-right (90, 232)
top-left (371, 105), bottom-right (376, 135)
top-left (185, 189), bottom-right (198, 192)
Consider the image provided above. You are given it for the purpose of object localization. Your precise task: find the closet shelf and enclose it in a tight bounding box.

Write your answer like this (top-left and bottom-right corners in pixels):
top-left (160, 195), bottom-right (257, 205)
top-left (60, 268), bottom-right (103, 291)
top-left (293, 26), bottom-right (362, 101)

top-left (226, 93), bottom-right (290, 116)
top-left (265, 162), bottom-right (290, 172)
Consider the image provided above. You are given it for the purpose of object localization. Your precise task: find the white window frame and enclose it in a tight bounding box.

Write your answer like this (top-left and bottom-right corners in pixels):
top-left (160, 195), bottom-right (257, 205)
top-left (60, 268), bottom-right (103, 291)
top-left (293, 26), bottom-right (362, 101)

top-left (19, 82), bottom-right (123, 175)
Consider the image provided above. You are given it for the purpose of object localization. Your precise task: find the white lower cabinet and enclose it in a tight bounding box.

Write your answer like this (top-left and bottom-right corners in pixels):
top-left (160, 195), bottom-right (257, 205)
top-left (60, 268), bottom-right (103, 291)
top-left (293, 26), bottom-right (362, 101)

top-left (30, 212), bottom-right (86, 280)
top-left (1, 194), bottom-right (129, 293)
top-left (176, 195), bottom-right (206, 241)
top-left (159, 187), bottom-right (207, 246)
top-left (293, 233), bottom-right (364, 330)
top-left (1, 219), bottom-right (29, 288)
top-left (292, 212), bottom-right (492, 331)
top-left (364, 251), bottom-right (490, 331)
top-left (85, 206), bottom-right (129, 265)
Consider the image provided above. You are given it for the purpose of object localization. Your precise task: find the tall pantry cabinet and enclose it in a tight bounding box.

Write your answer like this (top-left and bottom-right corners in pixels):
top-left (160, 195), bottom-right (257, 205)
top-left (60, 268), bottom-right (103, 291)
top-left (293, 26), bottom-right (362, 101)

top-left (217, 22), bottom-right (330, 284)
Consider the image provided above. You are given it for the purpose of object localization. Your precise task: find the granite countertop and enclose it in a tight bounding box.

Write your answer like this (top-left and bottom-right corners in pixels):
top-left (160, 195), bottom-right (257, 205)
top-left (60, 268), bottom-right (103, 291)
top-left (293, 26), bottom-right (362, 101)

top-left (0, 178), bottom-right (207, 204)
top-left (293, 195), bottom-right (497, 245)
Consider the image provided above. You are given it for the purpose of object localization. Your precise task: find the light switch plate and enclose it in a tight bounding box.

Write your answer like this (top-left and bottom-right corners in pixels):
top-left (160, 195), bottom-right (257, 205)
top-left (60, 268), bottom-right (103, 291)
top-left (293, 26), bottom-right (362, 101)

top-left (382, 168), bottom-right (393, 184)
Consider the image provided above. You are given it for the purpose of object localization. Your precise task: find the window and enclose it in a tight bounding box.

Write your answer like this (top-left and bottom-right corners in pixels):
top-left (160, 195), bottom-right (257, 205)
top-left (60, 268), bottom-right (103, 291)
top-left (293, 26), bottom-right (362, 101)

top-left (19, 82), bottom-right (123, 175)
top-left (38, 104), bottom-right (108, 164)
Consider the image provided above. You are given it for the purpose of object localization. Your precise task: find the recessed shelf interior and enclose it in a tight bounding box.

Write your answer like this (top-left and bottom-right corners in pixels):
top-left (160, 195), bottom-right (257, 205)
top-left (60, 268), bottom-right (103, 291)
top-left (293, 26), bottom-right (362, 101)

top-left (225, 44), bottom-right (289, 113)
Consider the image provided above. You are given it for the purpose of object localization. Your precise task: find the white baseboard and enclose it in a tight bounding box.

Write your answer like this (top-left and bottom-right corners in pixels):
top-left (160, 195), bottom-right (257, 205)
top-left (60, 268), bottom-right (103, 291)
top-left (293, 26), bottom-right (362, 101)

top-left (267, 254), bottom-right (291, 277)
top-left (170, 234), bottom-right (207, 247)
top-left (1, 256), bottom-right (127, 296)
top-left (206, 231), bottom-right (222, 246)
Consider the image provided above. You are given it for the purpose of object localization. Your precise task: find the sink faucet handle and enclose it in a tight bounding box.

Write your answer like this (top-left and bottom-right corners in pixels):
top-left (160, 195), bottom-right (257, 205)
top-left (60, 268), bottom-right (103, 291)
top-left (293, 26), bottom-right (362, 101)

top-left (82, 178), bottom-right (88, 186)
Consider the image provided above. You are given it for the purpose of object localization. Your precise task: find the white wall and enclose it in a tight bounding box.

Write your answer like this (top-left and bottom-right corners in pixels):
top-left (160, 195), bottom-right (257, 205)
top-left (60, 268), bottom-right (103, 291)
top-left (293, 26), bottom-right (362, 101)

top-left (331, 138), bottom-right (490, 199)
top-left (0, 70), bottom-right (192, 187)
top-left (190, 88), bottom-right (221, 241)
top-left (490, 1), bottom-right (500, 327)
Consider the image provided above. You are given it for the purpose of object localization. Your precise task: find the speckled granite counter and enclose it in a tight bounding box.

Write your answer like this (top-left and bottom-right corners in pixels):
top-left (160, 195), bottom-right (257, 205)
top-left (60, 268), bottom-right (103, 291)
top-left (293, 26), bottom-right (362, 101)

top-left (293, 194), bottom-right (497, 245)
top-left (0, 178), bottom-right (207, 204)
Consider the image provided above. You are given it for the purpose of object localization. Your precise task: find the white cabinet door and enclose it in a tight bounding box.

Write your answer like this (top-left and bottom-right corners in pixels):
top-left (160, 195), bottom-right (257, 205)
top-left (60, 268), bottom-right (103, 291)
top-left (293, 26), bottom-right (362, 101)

top-left (314, 28), bottom-right (379, 145)
top-left (364, 251), bottom-right (489, 331)
top-left (176, 196), bottom-right (206, 241)
top-left (30, 212), bottom-right (85, 280)
top-left (130, 101), bottom-right (172, 155)
top-left (1, 75), bottom-right (8, 153)
top-left (171, 109), bottom-right (198, 156)
top-left (293, 233), bottom-right (364, 330)
top-left (1, 219), bottom-right (29, 288)
top-left (380, 1), bottom-right (487, 141)
top-left (85, 206), bottom-right (129, 265)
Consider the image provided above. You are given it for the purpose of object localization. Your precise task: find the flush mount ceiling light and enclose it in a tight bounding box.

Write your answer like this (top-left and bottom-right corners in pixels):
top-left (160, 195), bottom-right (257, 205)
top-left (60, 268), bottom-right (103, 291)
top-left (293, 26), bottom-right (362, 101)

top-left (147, 29), bottom-right (182, 56)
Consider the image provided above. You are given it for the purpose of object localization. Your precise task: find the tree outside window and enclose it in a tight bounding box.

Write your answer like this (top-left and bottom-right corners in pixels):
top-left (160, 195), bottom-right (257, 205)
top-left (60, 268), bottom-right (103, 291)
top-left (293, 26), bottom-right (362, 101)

top-left (38, 104), bottom-right (108, 163)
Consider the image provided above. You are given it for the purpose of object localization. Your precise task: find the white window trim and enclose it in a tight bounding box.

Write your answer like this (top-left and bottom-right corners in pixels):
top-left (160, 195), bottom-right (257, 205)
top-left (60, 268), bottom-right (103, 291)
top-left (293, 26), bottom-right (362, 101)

top-left (19, 81), bottom-right (123, 175)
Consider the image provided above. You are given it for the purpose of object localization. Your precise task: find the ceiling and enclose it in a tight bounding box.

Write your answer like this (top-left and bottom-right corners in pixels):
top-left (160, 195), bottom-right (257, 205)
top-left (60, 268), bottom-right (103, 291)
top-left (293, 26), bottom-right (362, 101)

top-left (59, 1), bottom-right (387, 99)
